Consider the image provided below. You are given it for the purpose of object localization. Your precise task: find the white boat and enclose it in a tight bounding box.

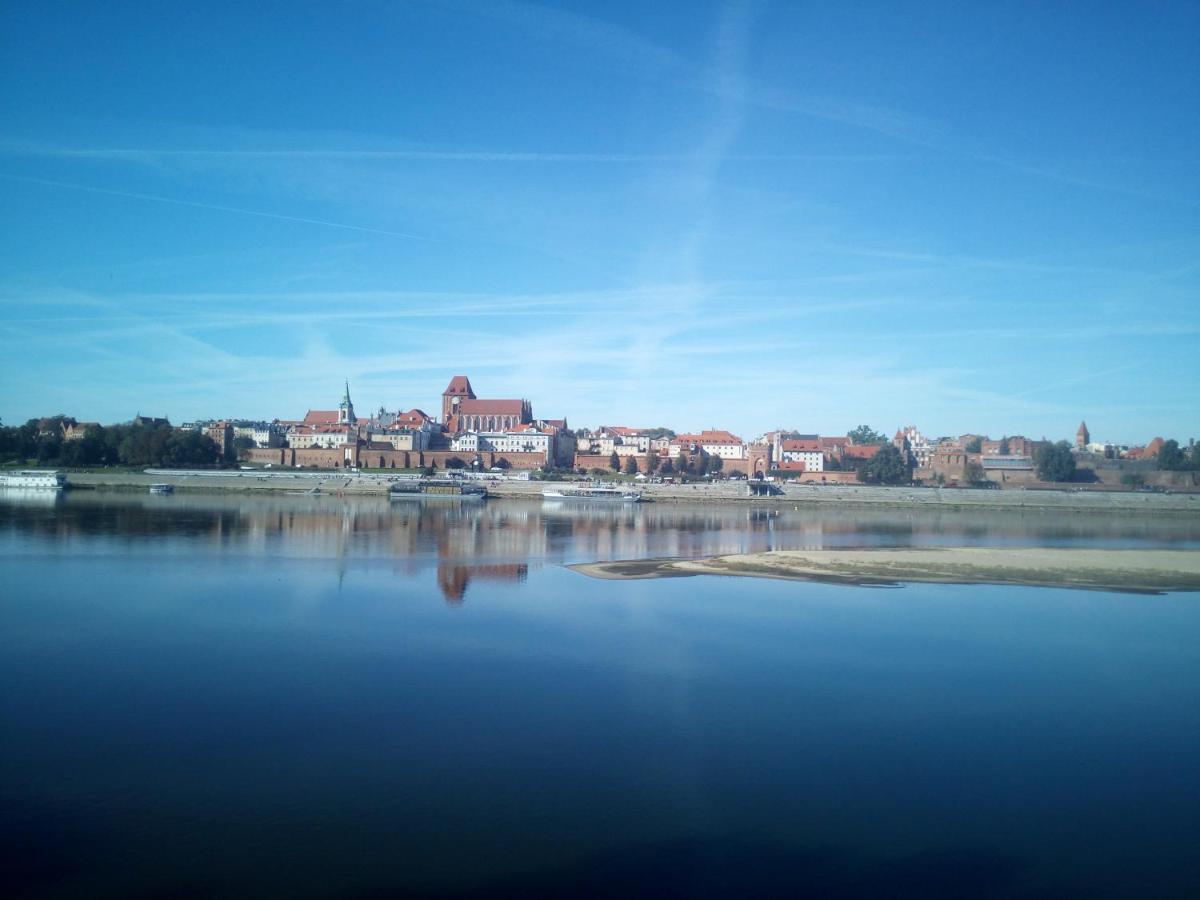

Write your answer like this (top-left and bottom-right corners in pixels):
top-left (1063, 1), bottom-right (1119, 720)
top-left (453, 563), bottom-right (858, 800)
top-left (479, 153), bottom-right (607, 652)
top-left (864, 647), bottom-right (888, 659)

top-left (542, 484), bottom-right (642, 502)
top-left (149, 483), bottom-right (174, 494)
top-left (0, 469), bottom-right (67, 490)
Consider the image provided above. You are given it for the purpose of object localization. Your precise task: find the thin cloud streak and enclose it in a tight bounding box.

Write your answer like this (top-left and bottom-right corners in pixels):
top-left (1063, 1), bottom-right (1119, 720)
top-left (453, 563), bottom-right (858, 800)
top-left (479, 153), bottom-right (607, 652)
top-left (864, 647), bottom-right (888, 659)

top-left (0, 173), bottom-right (426, 240)
top-left (0, 143), bottom-right (914, 164)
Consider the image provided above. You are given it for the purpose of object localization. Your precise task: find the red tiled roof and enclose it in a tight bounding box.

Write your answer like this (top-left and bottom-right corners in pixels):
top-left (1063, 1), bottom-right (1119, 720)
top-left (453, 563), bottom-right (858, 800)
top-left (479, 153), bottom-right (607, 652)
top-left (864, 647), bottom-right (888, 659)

top-left (819, 436), bottom-right (849, 449)
top-left (676, 430), bottom-right (743, 445)
top-left (443, 375), bottom-right (475, 397)
top-left (395, 409), bottom-right (430, 426)
top-left (458, 398), bottom-right (525, 416)
top-left (303, 410), bottom-right (339, 425)
top-left (781, 439), bottom-right (822, 452)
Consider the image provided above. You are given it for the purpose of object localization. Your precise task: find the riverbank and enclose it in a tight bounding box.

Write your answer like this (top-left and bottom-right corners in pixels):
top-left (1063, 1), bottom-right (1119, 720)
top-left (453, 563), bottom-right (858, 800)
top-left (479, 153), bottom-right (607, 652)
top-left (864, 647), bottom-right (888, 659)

top-left (57, 470), bottom-right (1200, 515)
top-left (572, 547), bottom-right (1200, 593)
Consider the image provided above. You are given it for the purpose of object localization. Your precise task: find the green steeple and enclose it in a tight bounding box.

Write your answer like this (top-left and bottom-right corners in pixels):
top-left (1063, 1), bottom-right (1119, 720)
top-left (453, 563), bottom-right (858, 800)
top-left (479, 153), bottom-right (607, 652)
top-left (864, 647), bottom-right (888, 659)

top-left (339, 380), bottom-right (356, 424)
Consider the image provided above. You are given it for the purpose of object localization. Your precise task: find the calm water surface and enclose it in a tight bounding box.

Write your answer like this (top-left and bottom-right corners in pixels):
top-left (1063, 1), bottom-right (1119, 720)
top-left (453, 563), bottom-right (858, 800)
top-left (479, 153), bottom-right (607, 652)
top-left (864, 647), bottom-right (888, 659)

top-left (3, 492), bottom-right (1199, 897)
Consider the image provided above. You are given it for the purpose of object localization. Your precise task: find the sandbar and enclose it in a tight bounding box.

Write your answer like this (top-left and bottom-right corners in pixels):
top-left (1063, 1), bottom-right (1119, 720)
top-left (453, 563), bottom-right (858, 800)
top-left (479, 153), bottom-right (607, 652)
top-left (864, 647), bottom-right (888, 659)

top-left (570, 547), bottom-right (1200, 593)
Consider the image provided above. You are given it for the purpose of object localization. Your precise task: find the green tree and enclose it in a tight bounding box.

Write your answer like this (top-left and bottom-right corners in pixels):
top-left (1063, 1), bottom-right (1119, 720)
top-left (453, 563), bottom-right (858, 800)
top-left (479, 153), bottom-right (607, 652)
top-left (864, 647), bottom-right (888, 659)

top-left (660, 458), bottom-right (674, 475)
top-left (676, 452), bottom-right (690, 475)
top-left (1157, 439), bottom-right (1188, 471)
top-left (609, 451), bottom-right (620, 471)
top-left (999, 436), bottom-right (1010, 455)
top-left (233, 435), bottom-right (255, 460)
top-left (859, 444), bottom-right (911, 485)
top-left (707, 454), bottom-right (723, 474)
top-left (964, 437), bottom-right (982, 453)
top-left (623, 456), bottom-right (639, 476)
top-left (848, 425), bottom-right (887, 446)
top-left (1036, 441), bottom-right (1077, 482)
top-left (646, 453), bottom-right (659, 473)
top-left (1192, 442), bottom-right (1200, 470)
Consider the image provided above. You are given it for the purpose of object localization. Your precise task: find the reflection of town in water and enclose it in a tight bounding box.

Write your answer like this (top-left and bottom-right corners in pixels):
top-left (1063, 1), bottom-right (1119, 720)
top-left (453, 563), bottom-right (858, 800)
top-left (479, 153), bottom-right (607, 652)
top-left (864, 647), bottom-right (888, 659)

top-left (5, 492), bottom-right (1200, 604)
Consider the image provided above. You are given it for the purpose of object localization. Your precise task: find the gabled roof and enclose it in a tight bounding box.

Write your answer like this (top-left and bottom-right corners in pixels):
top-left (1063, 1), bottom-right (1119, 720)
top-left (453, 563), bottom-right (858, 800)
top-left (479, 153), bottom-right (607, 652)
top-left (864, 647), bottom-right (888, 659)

top-left (395, 409), bottom-right (431, 426)
top-left (303, 410), bottom-right (339, 425)
top-left (781, 439), bottom-right (822, 452)
top-left (443, 375), bottom-right (475, 397)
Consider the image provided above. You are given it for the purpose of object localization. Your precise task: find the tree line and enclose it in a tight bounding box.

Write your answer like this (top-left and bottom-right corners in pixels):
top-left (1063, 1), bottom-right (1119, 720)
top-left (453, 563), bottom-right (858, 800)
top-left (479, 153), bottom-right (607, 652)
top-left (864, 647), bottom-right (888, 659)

top-left (0, 417), bottom-right (222, 468)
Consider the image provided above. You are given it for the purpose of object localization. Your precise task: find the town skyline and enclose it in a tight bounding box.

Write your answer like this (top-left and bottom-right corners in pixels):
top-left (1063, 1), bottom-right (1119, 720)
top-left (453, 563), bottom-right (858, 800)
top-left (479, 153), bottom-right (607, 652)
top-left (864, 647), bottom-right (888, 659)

top-left (9, 374), bottom-right (1190, 456)
top-left (2, 372), bottom-right (1189, 450)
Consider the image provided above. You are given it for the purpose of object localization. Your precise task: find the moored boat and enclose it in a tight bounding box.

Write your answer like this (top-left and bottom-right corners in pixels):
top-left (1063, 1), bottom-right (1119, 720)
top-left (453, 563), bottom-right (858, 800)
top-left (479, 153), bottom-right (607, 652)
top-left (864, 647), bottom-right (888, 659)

top-left (0, 469), bottom-right (67, 490)
top-left (149, 483), bottom-right (174, 494)
top-left (390, 478), bottom-right (487, 501)
top-left (541, 483), bottom-right (642, 503)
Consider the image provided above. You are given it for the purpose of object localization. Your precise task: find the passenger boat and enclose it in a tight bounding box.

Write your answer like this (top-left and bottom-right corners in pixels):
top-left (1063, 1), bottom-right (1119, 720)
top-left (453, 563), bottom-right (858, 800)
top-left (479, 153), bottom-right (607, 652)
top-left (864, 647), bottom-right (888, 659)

top-left (390, 478), bottom-right (487, 501)
top-left (149, 483), bottom-right (174, 494)
top-left (541, 484), bottom-right (642, 503)
top-left (0, 469), bottom-right (67, 490)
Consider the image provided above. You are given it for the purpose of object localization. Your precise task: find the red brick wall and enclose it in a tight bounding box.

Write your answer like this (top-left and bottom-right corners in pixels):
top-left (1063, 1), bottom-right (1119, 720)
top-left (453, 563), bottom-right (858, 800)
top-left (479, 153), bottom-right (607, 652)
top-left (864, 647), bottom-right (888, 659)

top-left (775, 460), bottom-right (808, 472)
top-left (420, 450), bottom-right (546, 471)
top-left (573, 452), bottom-right (756, 476)
top-left (245, 448), bottom-right (287, 466)
top-left (795, 470), bottom-right (860, 484)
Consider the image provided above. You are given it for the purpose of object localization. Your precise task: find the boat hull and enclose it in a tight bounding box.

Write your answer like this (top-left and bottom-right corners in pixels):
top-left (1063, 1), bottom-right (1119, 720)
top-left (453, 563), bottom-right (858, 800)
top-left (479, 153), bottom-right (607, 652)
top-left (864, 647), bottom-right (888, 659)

top-left (0, 470), bottom-right (67, 490)
top-left (541, 489), bottom-right (642, 503)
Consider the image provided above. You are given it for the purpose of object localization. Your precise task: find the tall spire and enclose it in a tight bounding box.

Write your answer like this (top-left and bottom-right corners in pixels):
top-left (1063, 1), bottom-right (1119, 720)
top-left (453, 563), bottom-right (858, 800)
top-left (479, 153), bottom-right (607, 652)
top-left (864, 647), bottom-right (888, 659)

top-left (339, 380), bottom-right (356, 425)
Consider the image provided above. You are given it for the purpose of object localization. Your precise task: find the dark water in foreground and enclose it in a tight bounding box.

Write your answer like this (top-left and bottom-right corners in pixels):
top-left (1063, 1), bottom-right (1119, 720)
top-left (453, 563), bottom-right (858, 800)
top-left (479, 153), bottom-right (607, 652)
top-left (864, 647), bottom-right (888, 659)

top-left (2, 492), bottom-right (1199, 898)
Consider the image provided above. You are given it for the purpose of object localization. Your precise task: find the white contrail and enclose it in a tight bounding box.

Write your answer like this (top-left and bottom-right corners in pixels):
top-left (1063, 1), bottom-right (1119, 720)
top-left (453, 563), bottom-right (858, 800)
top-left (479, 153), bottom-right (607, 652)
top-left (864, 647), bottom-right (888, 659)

top-left (0, 172), bottom-right (425, 240)
top-left (0, 145), bottom-right (913, 163)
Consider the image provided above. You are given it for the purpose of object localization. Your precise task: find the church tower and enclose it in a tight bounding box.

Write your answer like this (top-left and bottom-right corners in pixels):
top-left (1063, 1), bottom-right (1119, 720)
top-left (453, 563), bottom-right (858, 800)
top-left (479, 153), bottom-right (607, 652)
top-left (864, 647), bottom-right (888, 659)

top-left (441, 375), bottom-right (476, 422)
top-left (1076, 421), bottom-right (1089, 450)
top-left (338, 380), bottom-right (357, 425)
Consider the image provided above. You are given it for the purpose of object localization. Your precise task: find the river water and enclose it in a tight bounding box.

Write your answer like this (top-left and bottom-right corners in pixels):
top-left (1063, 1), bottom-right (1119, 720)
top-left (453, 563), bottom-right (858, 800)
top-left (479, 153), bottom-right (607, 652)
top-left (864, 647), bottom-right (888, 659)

top-left (3, 491), bottom-right (1199, 897)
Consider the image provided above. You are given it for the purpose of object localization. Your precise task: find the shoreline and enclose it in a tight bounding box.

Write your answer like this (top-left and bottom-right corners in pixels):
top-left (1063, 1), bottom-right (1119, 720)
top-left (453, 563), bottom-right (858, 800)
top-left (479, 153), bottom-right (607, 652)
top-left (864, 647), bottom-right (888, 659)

top-left (49, 471), bottom-right (1200, 515)
top-left (570, 547), bottom-right (1200, 594)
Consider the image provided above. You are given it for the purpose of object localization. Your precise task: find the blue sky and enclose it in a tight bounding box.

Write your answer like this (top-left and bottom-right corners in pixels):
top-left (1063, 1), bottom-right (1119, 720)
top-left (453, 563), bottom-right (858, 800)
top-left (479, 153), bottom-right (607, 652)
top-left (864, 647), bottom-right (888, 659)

top-left (1, 0), bottom-right (1196, 444)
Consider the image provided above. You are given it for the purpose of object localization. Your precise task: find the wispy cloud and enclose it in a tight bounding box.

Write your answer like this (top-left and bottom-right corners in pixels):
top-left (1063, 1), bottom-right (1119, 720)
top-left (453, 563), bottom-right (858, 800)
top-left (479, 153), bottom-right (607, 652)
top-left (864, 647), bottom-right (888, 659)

top-left (0, 173), bottom-right (426, 240)
top-left (0, 138), bottom-right (912, 165)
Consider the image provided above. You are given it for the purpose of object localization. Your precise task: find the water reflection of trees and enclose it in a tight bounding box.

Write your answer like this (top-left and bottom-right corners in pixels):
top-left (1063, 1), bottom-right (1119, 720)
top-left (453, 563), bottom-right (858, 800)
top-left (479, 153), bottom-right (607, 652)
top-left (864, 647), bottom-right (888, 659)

top-left (4, 493), bottom-right (1198, 605)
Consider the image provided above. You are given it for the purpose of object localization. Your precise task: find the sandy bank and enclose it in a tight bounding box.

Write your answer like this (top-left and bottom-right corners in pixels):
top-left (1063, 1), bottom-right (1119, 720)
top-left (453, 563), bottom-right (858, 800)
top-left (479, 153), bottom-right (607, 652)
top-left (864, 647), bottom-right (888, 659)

top-left (571, 547), bottom-right (1200, 593)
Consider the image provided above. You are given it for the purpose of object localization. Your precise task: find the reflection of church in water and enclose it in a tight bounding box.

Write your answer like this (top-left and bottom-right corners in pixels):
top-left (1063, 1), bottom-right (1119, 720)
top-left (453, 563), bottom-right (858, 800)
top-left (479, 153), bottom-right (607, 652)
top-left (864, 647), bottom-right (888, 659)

top-left (437, 563), bottom-right (528, 605)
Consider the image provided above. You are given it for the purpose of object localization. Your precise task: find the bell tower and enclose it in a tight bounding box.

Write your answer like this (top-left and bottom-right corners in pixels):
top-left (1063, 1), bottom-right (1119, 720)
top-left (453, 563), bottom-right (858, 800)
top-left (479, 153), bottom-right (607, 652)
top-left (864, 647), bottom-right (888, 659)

top-left (441, 375), bottom-right (476, 422)
top-left (338, 380), bottom-right (356, 425)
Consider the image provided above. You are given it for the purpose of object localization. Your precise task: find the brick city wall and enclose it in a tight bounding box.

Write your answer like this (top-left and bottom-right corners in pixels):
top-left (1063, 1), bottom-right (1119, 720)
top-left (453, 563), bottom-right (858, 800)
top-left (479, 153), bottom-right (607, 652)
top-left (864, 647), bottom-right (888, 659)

top-left (573, 452), bottom-right (755, 476)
